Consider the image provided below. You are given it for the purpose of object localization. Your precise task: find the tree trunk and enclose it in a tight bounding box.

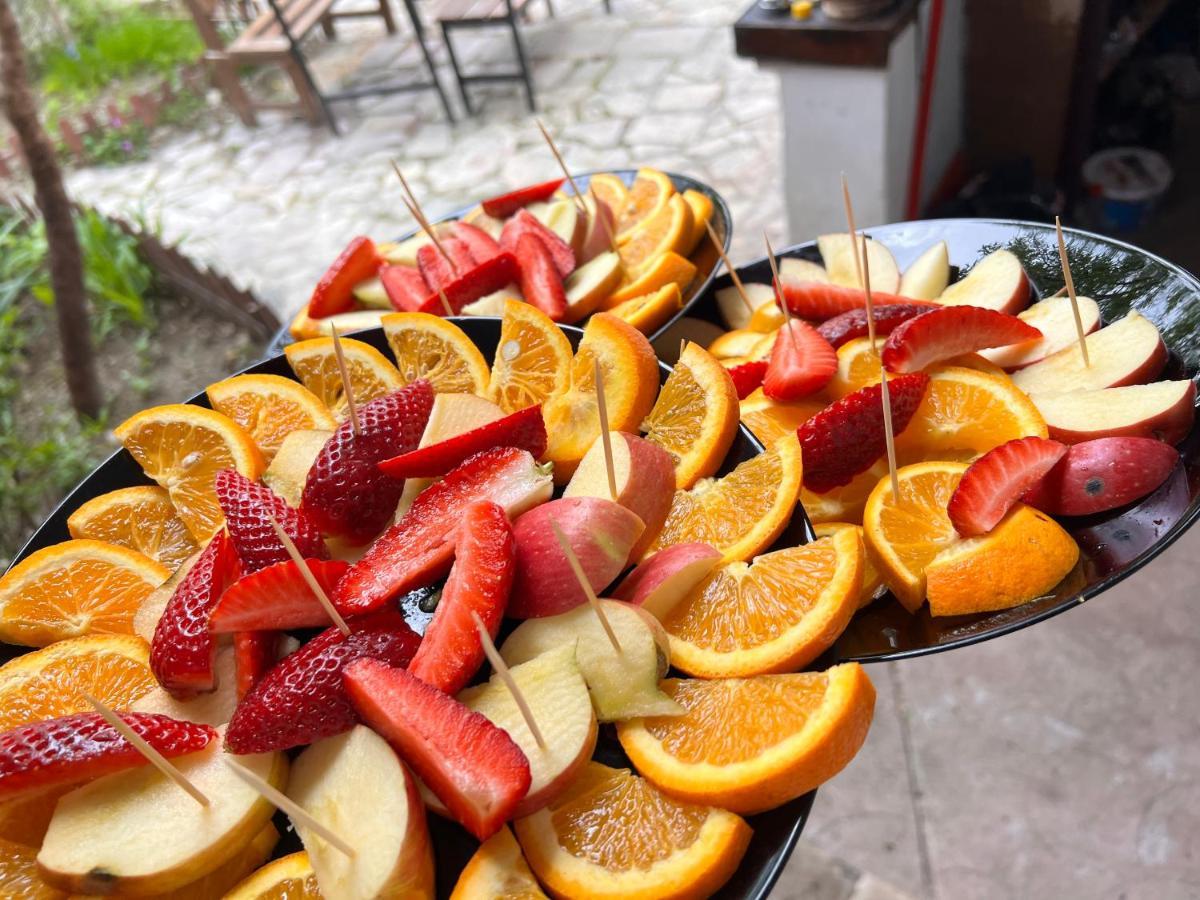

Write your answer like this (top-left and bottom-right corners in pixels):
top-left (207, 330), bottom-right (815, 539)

top-left (0, 0), bottom-right (101, 419)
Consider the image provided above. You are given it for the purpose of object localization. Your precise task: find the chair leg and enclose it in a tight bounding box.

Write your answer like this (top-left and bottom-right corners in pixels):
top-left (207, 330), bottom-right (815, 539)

top-left (507, 15), bottom-right (536, 112)
top-left (377, 0), bottom-right (397, 34)
top-left (282, 55), bottom-right (325, 126)
top-left (208, 55), bottom-right (257, 126)
top-left (321, 13), bottom-right (336, 38)
top-left (441, 23), bottom-right (473, 116)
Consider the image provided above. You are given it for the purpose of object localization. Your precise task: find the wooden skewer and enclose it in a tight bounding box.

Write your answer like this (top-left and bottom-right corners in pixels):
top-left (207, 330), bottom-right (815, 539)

top-left (841, 173), bottom-right (865, 290)
top-left (470, 611), bottom-right (546, 749)
top-left (859, 233), bottom-right (878, 349)
top-left (1054, 216), bottom-right (1091, 367)
top-left (549, 520), bottom-right (621, 653)
top-left (706, 221), bottom-right (753, 313)
top-left (763, 232), bottom-right (797, 350)
top-left (862, 245), bottom-right (900, 498)
top-left (438, 288), bottom-right (455, 318)
top-left (534, 118), bottom-right (589, 218)
top-left (269, 515), bottom-right (351, 636)
top-left (594, 359), bottom-right (618, 503)
top-left (225, 758), bottom-right (356, 858)
top-left (84, 695), bottom-right (210, 807)
top-left (391, 161), bottom-right (458, 274)
top-left (330, 327), bottom-right (361, 437)
top-left (588, 184), bottom-right (621, 253)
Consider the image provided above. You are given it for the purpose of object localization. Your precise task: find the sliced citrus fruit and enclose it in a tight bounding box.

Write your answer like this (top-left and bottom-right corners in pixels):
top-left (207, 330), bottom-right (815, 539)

top-left (224, 850), bottom-right (322, 900)
top-left (615, 167), bottom-right (676, 240)
top-left (643, 432), bottom-right (803, 563)
top-left (815, 522), bottom-right (883, 607)
top-left (586, 173), bottom-right (630, 223)
top-left (603, 251), bottom-right (697, 310)
top-left (0, 634), bottom-right (155, 732)
top-left (0, 787), bottom-right (73, 847)
top-left (514, 761), bottom-right (750, 900)
top-left (739, 388), bottom-right (824, 447)
top-left (171, 824), bottom-right (281, 900)
top-left (284, 336), bottom-right (404, 422)
top-left (66, 486), bottom-right (198, 571)
top-left (382, 311), bottom-right (491, 395)
top-left (862, 461), bottom-right (967, 611)
top-left (206, 373), bottom-right (336, 464)
top-left (114, 404), bottom-right (265, 541)
top-left (660, 527), bottom-right (862, 676)
top-left (828, 337), bottom-right (1005, 400)
top-left (450, 825), bottom-right (546, 900)
top-left (642, 342), bottom-right (739, 489)
top-left (0, 836), bottom-right (62, 899)
top-left (708, 328), bottom-right (775, 362)
top-left (680, 189), bottom-right (714, 257)
top-left (801, 461), bottom-right (887, 526)
top-left (748, 301), bottom-right (787, 333)
top-left (488, 299), bottom-right (573, 414)
top-left (618, 663), bottom-right (875, 813)
top-left (543, 313), bottom-right (660, 483)
top-left (0, 540), bottom-right (168, 647)
top-left (606, 283), bottom-right (682, 336)
top-left (618, 194), bottom-right (694, 275)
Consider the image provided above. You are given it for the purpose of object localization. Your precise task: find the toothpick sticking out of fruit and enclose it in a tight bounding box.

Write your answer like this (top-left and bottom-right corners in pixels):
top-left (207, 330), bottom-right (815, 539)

top-left (594, 358), bottom-right (618, 503)
top-left (391, 160), bottom-right (459, 274)
top-left (763, 232), bottom-right (798, 351)
top-left (330, 326), bottom-right (360, 436)
top-left (534, 118), bottom-right (589, 219)
top-left (840, 173), bottom-right (865, 290)
top-left (469, 610), bottom-right (546, 749)
top-left (268, 514), bottom-right (351, 636)
top-left (862, 241), bottom-right (901, 497)
top-left (549, 519), bottom-right (622, 653)
top-left (84, 694), bottom-right (210, 807)
top-left (706, 220), bottom-right (753, 313)
top-left (225, 758), bottom-right (357, 858)
top-left (438, 288), bottom-right (454, 318)
top-left (1055, 216), bottom-right (1091, 368)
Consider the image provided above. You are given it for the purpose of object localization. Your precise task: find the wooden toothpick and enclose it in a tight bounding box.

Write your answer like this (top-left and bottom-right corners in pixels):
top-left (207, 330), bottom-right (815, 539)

top-left (706, 220), bottom-right (753, 313)
top-left (391, 161), bottom-right (458, 273)
top-left (330, 327), bottom-right (360, 437)
top-left (763, 232), bottom-right (797, 350)
top-left (594, 358), bottom-right (618, 503)
top-left (841, 173), bottom-right (865, 290)
top-left (225, 758), bottom-right (356, 858)
top-left (863, 246), bottom-right (900, 498)
top-left (84, 695), bottom-right (210, 807)
top-left (549, 520), bottom-right (621, 653)
top-left (438, 288), bottom-right (455, 318)
top-left (534, 118), bottom-right (589, 218)
top-left (859, 233), bottom-right (878, 349)
top-left (470, 611), bottom-right (545, 749)
top-left (1054, 216), bottom-right (1090, 367)
top-left (269, 515), bottom-right (351, 636)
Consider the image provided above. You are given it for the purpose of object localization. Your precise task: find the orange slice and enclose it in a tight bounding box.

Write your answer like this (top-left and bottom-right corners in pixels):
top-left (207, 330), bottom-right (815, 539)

top-left (814, 522), bottom-right (884, 608)
top-left (606, 283), bottom-right (682, 336)
top-left (643, 433), bottom-right (803, 563)
top-left (739, 388), bottom-right (824, 447)
top-left (0, 540), bottom-right (168, 647)
top-left (828, 337), bottom-right (1006, 400)
top-left (224, 851), bottom-right (322, 900)
top-left (514, 761), bottom-right (750, 900)
top-left (586, 173), bottom-right (630, 223)
top-left (660, 527), bottom-right (862, 676)
top-left (284, 336), bottom-right (404, 422)
top-left (615, 168), bottom-right (676, 240)
top-left (0, 787), bottom-right (73, 847)
top-left (603, 251), bottom-right (696, 310)
top-left (0, 837), bottom-right (62, 899)
top-left (206, 373), bottom-right (336, 464)
top-left (0, 634), bottom-right (155, 732)
top-left (748, 301), bottom-right (787, 333)
top-left (800, 461), bottom-right (887, 526)
top-left (114, 404), bottom-right (264, 541)
top-left (382, 312), bottom-right (491, 395)
top-left (618, 663), bottom-right (875, 814)
top-left (169, 825), bottom-right (281, 900)
top-left (543, 313), bottom-right (660, 483)
top-left (488, 299), bottom-right (573, 414)
top-left (680, 189), bottom-right (714, 257)
top-left (450, 825), bottom-right (546, 899)
top-left (618, 194), bottom-right (694, 275)
top-left (642, 342), bottom-right (739, 489)
top-left (67, 486), bottom-right (198, 571)
top-left (709, 328), bottom-right (775, 362)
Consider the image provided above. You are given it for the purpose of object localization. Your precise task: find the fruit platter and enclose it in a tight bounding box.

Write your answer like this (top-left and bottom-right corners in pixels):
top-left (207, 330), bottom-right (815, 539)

top-left (280, 167), bottom-right (731, 347)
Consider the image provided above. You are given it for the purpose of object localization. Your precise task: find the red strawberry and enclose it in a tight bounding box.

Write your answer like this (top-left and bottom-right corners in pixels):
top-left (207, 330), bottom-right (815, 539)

top-left (415, 251), bottom-right (519, 316)
top-left (763, 321), bottom-right (837, 401)
top-left (209, 558), bottom-right (351, 633)
top-left (344, 658), bottom-right (531, 841)
top-left (416, 238), bottom-right (476, 293)
top-left (307, 236), bottom-right (381, 319)
top-left (501, 209), bottom-right (575, 279)
top-left (513, 233), bottom-right (568, 321)
top-left (780, 280), bottom-right (926, 321)
top-left (1022, 437), bottom-right (1179, 518)
top-left (481, 178), bottom-right (564, 218)
top-left (215, 469), bottom-right (328, 572)
top-left (224, 608), bottom-right (420, 754)
top-left (378, 405), bottom-right (546, 479)
top-left (380, 265), bottom-right (429, 312)
top-left (408, 502), bottom-right (515, 694)
top-left (335, 447), bottom-right (552, 616)
top-left (301, 380), bottom-right (435, 544)
top-left (727, 359), bottom-right (768, 400)
top-left (817, 302), bottom-right (940, 349)
top-left (151, 531), bottom-right (242, 698)
top-left (947, 437), bottom-right (1068, 536)
top-left (0, 712), bottom-right (216, 800)
top-left (233, 631), bottom-right (282, 698)
top-left (882, 306), bottom-right (1043, 373)
top-left (451, 221), bottom-right (504, 263)
top-left (797, 373), bottom-right (930, 492)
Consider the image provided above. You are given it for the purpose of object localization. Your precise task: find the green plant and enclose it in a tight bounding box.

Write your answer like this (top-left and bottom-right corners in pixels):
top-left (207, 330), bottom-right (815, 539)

top-left (79, 114), bottom-right (150, 165)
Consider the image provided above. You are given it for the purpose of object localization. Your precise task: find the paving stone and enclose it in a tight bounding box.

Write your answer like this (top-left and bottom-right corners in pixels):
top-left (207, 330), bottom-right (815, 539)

top-left (625, 112), bottom-right (708, 147)
top-left (653, 82), bottom-right (722, 111)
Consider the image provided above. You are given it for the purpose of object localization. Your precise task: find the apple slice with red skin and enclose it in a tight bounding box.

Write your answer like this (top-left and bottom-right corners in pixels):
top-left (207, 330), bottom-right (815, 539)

top-left (1011, 312), bottom-right (1167, 395)
top-left (1022, 437), bottom-right (1180, 516)
top-left (934, 249), bottom-right (1030, 315)
top-left (980, 294), bottom-right (1102, 369)
top-left (1032, 380), bottom-right (1195, 445)
top-left (611, 542), bottom-right (721, 620)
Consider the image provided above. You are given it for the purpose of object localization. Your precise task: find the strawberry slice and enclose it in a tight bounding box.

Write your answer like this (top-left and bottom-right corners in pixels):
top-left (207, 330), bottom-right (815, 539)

top-left (727, 359), bottom-right (768, 400)
top-left (151, 531), bottom-right (242, 698)
top-left (335, 447), bottom-right (552, 616)
top-left (780, 280), bottom-right (927, 321)
top-left (481, 178), bottom-right (564, 218)
top-left (451, 221), bottom-right (504, 263)
top-left (224, 608), bottom-right (420, 754)
top-left (417, 238), bottom-right (476, 293)
top-left (301, 380), bottom-right (434, 544)
top-left (408, 501), bottom-right (515, 694)
top-left (344, 658), bottom-right (531, 841)
top-left (501, 209), bottom-right (575, 279)
top-left (415, 251), bottom-right (519, 316)
top-left (216, 469), bottom-right (328, 573)
top-left (797, 373), bottom-right (930, 492)
top-left (882, 306), bottom-right (1043, 373)
top-left (0, 712), bottom-right (216, 800)
top-left (307, 236), bottom-right (381, 319)
top-left (378, 405), bottom-right (546, 479)
top-left (380, 265), bottom-right (430, 312)
top-left (947, 437), bottom-right (1068, 536)
top-left (763, 321), bottom-right (837, 401)
top-left (817, 302), bottom-right (940, 349)
top-left (209, 558), bottom-right (351, 633)
top-left (514, 232), bottom-right (568, 321)
top-left (233, 631), bottom-right (281, 698)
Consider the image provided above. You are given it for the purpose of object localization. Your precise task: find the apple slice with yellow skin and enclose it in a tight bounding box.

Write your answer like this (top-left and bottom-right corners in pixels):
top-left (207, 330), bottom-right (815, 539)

top-left (612, 542), bottom-right (721, 620)
top-left (501, 599), bottom-right (682, 722)
top-left (529, 199), bottom-right (584, 257)
top-left (899, 241), bottom-right (950, 299)
top-left (716, 282), bottom-right (777, 331)
top-left (1032, 380), bottom-right (1195, 445)
top-left (450, 825), bottom-right (546, 899)
top-left (934, 249), bottom-right (1030, 315)
top-left (1011, 312), bottom-right (1167, 395)
top-left (289, 726), bottom-right (434, 900)
top-left (780, 257), bottom-right (831, 286)
top-left (37, 727), bottom-right (285, 896)
top-left (817, 234), bottom-right (900, 293)
top-left (564, 252), bottom-right (623, 323)
top-left (262, 429), bottom-right (334, 509)
top-left (979, 294), bottom-right (1102, 370)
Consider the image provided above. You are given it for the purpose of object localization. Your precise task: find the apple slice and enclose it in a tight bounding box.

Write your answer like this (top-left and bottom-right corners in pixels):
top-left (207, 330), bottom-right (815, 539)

top-left (501, 599), bottom-right (682, 722)
top-left (612, 542), bottom-right (721, 620)
top-left (1023, 437), bottom-right (1180, 516)
top-left (1011, 312), bottom-right (1167, 395)
top-left (979, 294), bottom-right (1102, 369)
top-left (899, 241), bottom-right (949, 299)
top-left (564, 252), bottom-right (623, 323)
top-left (578, 192), bottom-right (616, 265)
top-left (132, 644), bottom-right (240, 726)
top-left (352, 276), bottom-right (391, 309)
top-left (379, 227), bottom-right (449, 267)
top-left (779, 257), bottom-right (831, 286)
top-left (1032, 380), bottom-right (1195, 445)
top-left (288, 726), bottom-right (434, 900)
top-left (934, 249), bottom-right (1030, 315)
top-left (134, 550), bottom-right (202, 642)
top-left (462, 206), bottom-right (506, 239)
top-left (529, 199), bottom-right (584, 258)
top-left (717, 282), bottom-right (777, 331)
top-left (817, 234), bottom-right (900, 293)
top-left (37, 727), bottom-right (285, 896)
top-left (262, 429), bottom-right (334, 509)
